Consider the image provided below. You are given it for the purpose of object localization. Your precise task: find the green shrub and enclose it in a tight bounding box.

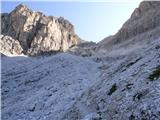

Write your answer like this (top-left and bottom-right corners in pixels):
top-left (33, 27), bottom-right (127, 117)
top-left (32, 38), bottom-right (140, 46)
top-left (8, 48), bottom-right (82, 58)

top-left (108, 83), bottom-right (117, 95)
top-left (148, 65), bottom-right (160, 81)
top-left (129, 114), bottom-right (135, 120)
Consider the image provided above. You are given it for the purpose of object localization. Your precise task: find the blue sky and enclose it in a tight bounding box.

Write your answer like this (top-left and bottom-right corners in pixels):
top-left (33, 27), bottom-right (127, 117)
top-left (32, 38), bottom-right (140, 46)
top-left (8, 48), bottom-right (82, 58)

top-left (1, 1), bottom-right (141, 42)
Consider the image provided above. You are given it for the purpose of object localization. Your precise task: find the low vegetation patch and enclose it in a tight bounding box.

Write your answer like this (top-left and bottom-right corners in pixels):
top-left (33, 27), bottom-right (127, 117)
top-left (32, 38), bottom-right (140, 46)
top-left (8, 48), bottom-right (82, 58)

top-left (129, 114), bottom-right (136, 120)
top-left (108, 83), bottom-right (117, 95)
top-left (148, 65), bottom-right (160, 81)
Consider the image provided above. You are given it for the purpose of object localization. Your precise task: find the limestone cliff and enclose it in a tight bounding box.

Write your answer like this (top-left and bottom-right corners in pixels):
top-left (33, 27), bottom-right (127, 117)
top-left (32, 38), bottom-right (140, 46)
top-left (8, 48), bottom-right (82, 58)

top-left (1, 4), bottom-right (80, 56)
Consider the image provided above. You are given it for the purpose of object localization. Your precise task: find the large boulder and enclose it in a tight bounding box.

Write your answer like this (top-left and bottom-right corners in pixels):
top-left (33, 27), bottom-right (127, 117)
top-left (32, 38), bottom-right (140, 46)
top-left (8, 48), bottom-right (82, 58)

top-left (0, 35), bottom-right (23, 56)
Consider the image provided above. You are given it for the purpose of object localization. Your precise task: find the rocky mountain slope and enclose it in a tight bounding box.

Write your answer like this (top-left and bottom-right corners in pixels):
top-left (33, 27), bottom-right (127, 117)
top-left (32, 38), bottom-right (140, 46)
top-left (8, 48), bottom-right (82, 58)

top-left (1, 4), bottom-right (80, 56)
top-left (64, 37), bottom-right (160, 120)
top-left (1, 1), bottom-right (160, 120)
top-left (96, 1), bottom-right (160, 55)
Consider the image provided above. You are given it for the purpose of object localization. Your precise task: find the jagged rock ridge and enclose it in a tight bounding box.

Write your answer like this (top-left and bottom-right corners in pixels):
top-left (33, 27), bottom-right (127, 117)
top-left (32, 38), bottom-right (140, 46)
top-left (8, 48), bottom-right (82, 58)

top-left (1, 4), bottom-right (80, 56)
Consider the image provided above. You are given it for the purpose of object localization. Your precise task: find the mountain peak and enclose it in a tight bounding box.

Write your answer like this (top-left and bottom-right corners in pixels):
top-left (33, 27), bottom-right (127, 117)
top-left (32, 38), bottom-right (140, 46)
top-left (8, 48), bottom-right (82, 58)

top-left (13, 3), bottom-right (29, 13)
top-left (16, 3), bottom-right (27, 9)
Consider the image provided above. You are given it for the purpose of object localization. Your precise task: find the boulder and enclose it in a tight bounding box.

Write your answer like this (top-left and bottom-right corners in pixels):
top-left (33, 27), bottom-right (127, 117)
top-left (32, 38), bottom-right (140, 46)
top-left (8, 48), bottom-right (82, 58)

top-left (0, 35), bottom-right (23, 56)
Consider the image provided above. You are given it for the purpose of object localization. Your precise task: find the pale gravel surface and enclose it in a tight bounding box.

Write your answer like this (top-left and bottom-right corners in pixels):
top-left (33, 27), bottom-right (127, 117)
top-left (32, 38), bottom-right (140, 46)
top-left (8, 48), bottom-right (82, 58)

top-left (1, 38), bottom-right (160, 120)
top-left (1, 53), bottom-right (101, 120)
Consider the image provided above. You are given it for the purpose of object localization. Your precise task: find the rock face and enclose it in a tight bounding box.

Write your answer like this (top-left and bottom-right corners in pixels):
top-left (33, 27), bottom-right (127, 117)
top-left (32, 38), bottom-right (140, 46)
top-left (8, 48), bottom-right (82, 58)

top-left (1, 4), bottom-right (80, 56)
top-left (0, 35), bottom-right (23, 55)
top-left (97, 1), bottom-right (160, 52)
top-left (116, 1), bottom-right (160, 42)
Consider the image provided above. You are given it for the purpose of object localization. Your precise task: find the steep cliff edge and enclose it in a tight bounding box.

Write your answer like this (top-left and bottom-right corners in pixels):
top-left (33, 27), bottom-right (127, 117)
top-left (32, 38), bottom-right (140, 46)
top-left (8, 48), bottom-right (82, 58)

top-left (1, 4), bottom-right (80, 56)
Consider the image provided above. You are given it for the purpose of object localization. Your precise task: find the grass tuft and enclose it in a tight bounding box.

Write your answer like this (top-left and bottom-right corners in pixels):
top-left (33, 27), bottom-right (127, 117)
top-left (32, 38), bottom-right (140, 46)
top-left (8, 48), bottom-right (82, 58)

top-left (108, 83), bottom-right (117, 95)
top-left (148, 65), bottom-right (160, 81)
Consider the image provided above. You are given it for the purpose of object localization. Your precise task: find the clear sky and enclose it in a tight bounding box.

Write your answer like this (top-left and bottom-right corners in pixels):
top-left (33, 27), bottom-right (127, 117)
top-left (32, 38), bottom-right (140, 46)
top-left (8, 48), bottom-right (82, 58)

top-left (1, 0), bottom-right (142, 42)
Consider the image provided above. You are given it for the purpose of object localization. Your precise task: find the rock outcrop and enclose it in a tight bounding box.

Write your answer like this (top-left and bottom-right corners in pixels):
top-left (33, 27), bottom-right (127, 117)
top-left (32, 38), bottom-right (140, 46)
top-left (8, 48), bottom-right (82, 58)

top-left (116, 1), bottom-right (160, 42)
top-left (1, 4), bottom-right (80, 56)
top-left (68, 41), bottom-right (97, 57)
top-left (0, 35), bottom-right (23, 56)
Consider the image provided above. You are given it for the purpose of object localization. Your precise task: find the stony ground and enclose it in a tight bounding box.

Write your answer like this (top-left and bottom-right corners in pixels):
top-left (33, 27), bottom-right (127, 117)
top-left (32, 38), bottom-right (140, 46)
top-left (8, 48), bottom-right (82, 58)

top-left (63, 38), bottom-right (160, 120)
top-left (1, 53), bottom-right (101, 120)
top-left (2, 37), bottom-right (160, 120)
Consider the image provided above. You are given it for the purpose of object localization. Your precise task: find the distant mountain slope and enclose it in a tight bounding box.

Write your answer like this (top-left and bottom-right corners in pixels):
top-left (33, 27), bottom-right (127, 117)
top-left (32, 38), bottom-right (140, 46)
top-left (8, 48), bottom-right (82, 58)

top-left (1, 4), bottom-right (81, 56)
top-left (96, 1), bottom-right (160, 55)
